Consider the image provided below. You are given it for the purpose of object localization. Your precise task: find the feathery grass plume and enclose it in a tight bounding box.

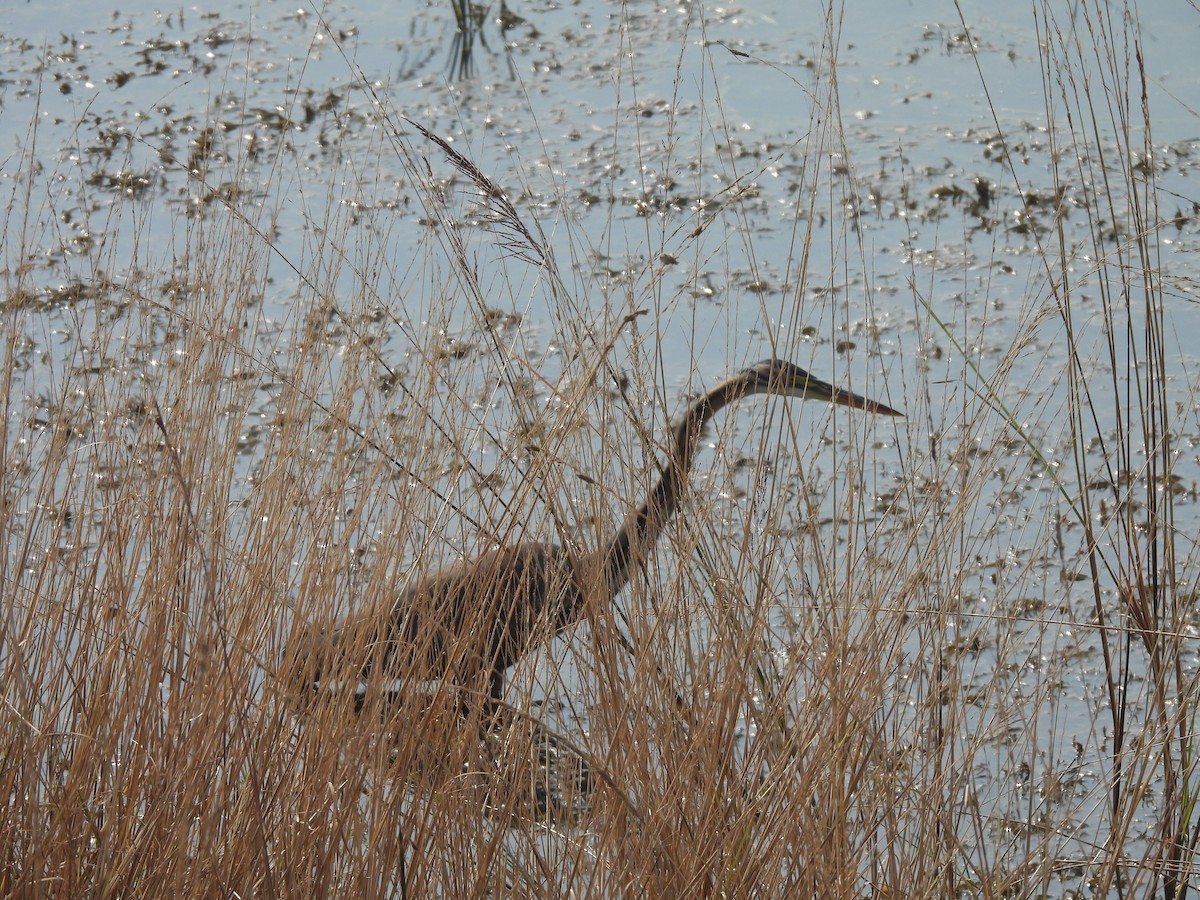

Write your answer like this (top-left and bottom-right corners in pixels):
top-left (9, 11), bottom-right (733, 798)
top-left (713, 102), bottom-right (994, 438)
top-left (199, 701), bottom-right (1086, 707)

top-left (403, 116), bottom-right (548, 272)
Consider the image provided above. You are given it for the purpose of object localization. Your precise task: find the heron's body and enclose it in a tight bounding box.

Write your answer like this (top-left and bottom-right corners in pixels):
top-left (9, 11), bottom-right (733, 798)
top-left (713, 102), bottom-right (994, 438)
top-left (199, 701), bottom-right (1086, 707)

top-left (296, 359), bottom-right (901, 706)
top-left (374, 543), bottom-right (585, 697)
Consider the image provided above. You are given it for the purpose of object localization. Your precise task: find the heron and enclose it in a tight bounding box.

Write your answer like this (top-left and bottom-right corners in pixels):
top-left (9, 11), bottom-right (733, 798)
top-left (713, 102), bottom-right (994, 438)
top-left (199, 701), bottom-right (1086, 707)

top-left (292, 358), bottom-right (902, 711)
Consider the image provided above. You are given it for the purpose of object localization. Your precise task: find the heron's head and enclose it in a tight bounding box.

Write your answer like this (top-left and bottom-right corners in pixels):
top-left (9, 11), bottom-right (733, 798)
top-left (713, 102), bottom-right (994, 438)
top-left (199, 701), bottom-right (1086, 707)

top-left (744, 358), bottom-right (903, 417)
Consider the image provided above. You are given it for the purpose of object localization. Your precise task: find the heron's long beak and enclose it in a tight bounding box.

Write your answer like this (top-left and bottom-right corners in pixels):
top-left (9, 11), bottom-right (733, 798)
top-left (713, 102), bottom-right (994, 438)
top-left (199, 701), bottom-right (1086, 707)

top-left (803, 374), bottom-right (904, 417)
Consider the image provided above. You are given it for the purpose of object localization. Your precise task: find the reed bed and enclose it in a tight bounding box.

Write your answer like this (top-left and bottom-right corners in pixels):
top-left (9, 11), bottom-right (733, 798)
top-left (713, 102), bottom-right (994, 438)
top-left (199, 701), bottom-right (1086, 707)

top-left (2, 0), bottom-right (1197, 896)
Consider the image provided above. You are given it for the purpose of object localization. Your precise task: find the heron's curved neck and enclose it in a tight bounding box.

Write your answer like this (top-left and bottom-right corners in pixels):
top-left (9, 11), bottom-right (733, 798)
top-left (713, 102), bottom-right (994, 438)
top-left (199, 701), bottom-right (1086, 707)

top-left (600, 378), bottom-right (754, 596)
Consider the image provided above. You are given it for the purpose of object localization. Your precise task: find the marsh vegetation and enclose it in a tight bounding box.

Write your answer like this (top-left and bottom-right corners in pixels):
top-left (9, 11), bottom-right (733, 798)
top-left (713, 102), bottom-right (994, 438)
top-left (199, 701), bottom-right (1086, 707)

top-left (2, 0), bottom-right (1198, 896)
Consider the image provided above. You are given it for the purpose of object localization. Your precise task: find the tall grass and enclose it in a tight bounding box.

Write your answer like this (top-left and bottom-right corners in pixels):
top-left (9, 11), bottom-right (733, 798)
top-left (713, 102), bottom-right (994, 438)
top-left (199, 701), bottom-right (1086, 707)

top-left (1028, 2), bottom-right (1196, 894)
top-left (2, 0), bottom-right (1197, 896)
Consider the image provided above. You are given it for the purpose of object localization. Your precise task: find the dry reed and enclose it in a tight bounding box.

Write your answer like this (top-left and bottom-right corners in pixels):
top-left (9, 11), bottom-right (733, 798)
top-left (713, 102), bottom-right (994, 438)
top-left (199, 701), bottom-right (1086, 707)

top-left (2, 1), bottom-right (1197, 897)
